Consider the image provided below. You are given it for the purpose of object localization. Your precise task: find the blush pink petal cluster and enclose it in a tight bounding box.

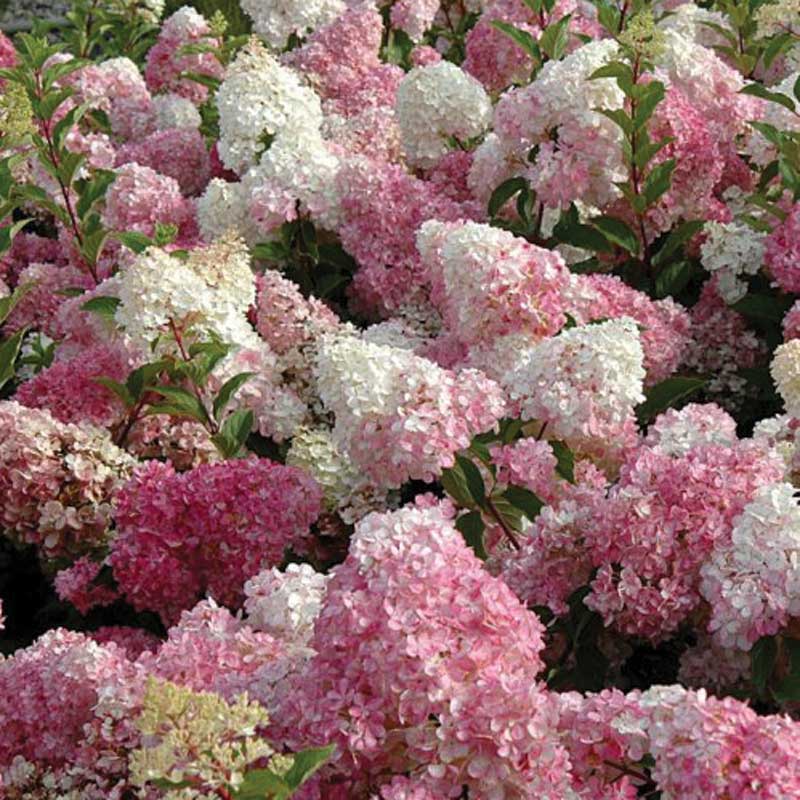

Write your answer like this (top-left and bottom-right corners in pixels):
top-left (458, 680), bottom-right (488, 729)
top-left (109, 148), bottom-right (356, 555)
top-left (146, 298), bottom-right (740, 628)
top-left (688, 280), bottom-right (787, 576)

top-left (109, 458), bottom-right (322, 623)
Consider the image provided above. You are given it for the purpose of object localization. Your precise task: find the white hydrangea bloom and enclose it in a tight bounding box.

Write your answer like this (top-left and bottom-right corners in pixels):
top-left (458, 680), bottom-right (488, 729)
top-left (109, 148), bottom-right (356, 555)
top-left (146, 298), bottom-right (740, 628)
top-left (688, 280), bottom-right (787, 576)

top-left (700, 482), bottom-right (800, 650)
top-left (771, 339), bottom-right (800, 418)
top-left (467, 133), bottom-right (518, 207)
top-left (239, 0), bottom-right (346, 50)
top-left (529, 38), bottom-right (623, 135)
top-left (503, 318), bottom-right (646, 440)
top-left (244, 563), bottom-right (329, 645)
top-left (152, 93), bottom-right (202, 131)
top-left (657, 3), bottom-right (732, 48)
top-left (216, 40), bottom-right (323, 174)
top-left (396, 61), bottom-right (493, 168)
top-left (700, 221), bottom-right (765, 303)
top-left (314, 333), bottom-right (407, 422)
top-left (286, 425), bottom-right (391, 522)
top-left (115, 236), bottom-right (258, 350)
top-left (196, 179), bottom-right (260, 245)
top-left (644, 403), bottom-right (738, 456)
top-left (242, 129), bottom-right (343, 237)
top-left (493, 38), bottom-right (627, 209)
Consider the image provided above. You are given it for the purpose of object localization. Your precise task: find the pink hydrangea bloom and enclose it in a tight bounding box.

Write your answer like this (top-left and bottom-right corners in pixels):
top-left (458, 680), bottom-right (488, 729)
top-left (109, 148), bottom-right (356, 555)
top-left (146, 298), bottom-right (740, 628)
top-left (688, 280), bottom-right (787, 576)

top-left (89, 626), bottom-right (161, 659)
top-left (390, 0), bottom-right (440, 41)
top-left (644, 403), bottom-right (738, 456)
top-left (138, 599), bottom-right (303, 710)
top-left (109, 458), bottom-right (322, 623)
top-left (410, 45), bottom-right (441, 67)
top-left (638, 685), bottom-right (800, 798)
top-left (315, 334), bottom-right (507, 487)
top-left (15, 344), bottom-right (131, 428)
top-left (490, 438), bottom-right (561, 505)
top-left (765, 202), bottom-right (800, 294)
top-left (74, 57), bottom-right (156, 141)
top-left (557, 689), bottom-right (648, 798)
top-left (583, 440), bottom-right (785, 640)
top-left (254, 270), bottom-right (341, 356)
top-left (0, 232), bottom-right (66, 289)
top-left (497, 465), bottom-right (608, 616)
top-left (282, 500), bottom-right (571, 797)
top-left (644, 83), bottom-right (728, 233)
top-left (3, 263), bottom-right (92, 336)
top-left (464, 0), bottom-right (598, 92)
top-left (0, 630), bottom-right (140, 770)
top-left (144, 6), bottom-right (223, 104)
top-left (336, 158), bottom-right (477, 317)
top-left (569, 273), bottom-right (692, 385)
top-left (102, 162), bottom-right (194, 237)
top-left (0, 401), bottom-right (135, 559)
top-left (285, 2), bottom-right (383, 103)
top-left (0, 31), bottom-right (16, 78)
top-left (682, 278), bottom-right (766, 411)
top-left (418, 220), bottom-right (571, 347)
top-left (115, 127), bottom-right (211, 196)
top-left (54, 557), bottom-right (119, 615)
top-left (784, 298), bottom-right (800, 341)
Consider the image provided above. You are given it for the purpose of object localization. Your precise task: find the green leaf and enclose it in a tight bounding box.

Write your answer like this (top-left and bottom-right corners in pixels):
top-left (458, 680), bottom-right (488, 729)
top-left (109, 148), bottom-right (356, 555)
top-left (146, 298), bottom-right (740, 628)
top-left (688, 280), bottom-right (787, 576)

top-left (235, 769), bottom-right (291, 800)
top-left (632, 81), bottom-right (666, 130)
top-left (146, 385), bottom-right (210, 424)
top-left (0, 218), bottom-right (31, 256)
top-left (652, 219), bottom-right (705, 267)
top-left (81, 296), bottom-right (121, 322)
top-left (0, 327), bottom-right (27, 391)
top-left (491, 20), bottom-right (541, 61)
top-left (441, 462), bottom-right (474, 508)
top-left (488, 176), bottom-right (528, 218)
top-left (252, 241), bottom-right (290, 262)
top-left (589, 61), bottom-right (634, 94)
top-left (283, 744), bottom-right (336, 790)
top-left (503, 485), bottom-right (544, 522)
top-left (595, 107), bottom-right (633, 136)
top-left (81, 227), bottom-right (111, 269)
top-left (93, 377), bottom-right (134, 408)
top-left (456, 511), bottom-right (488, 560)
top-left (654, 259), bottom-right (693, 299)
top-left (552, 204), bottom-right (613, 252)
top-left (633, 135), bottom-right (674, 171)
top-left (643, 158), bottom-right (676, 207)
top-left (213, 372), bottom-right (254, 421)
top-left (741, 82), bottom-right (796, 113)
top-left (76, 170), bottom-right (116, 219)
top-left (732, 293), bottom-right (792, 325)
top-left (181, 71), bottom-right (221, 91)
top-left (751, 636), bottom-right (778, 693)
top-left (455, 453), bottom-right (487, 509)
top-left (0, 281), bottom-right (36, 326)
top-left (591, 216), bottom-right (640, 255)
top-left (500, 418), bottom-right (524, 444)
top-left (212, 409), bottom-right (254, 458)
top-left (749, 120), bottom-right (783, 148)
top-left (550, 440), bottom-right (575, 483)
top-left (114, 231), bottom-right (155, 253)
top-left (539, 14), bottom-right (571, 61)
top-left (126, 360), bottom-right (168, 400)
top-left (636, 376), bottom-right (707, 426)
top-left (763, 32), bottom-right (793, 70)
top-left (52, 102), bottom-right (88, 151)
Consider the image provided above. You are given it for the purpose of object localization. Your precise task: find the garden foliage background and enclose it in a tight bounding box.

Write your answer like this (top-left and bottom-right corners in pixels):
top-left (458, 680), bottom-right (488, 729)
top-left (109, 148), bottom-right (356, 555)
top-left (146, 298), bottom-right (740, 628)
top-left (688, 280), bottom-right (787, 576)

top-left (2, 0), bottom-right (800, 797)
